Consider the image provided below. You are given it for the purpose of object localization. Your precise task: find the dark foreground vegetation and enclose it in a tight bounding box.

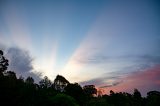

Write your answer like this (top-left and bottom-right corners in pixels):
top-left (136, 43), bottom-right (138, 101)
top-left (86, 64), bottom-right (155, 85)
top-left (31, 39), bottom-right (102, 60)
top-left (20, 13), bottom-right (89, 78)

top-left (0, 50), bottom-right (160, 106)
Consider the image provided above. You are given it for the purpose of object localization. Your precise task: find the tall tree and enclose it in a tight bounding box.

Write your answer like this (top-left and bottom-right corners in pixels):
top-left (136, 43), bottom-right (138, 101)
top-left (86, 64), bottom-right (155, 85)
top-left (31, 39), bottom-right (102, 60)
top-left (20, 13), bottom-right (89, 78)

top-left (147, 91), bottom-right (160, 106)
top-left (0, 50), bottom-right (9, 73)
top-left (39, 76), bottom-right (52, 88)
top-left (65, 83), bottom-right (86, 105)
top-left (25, 76), bottom-right (34, 84)
top-left (83, 85), bottom-right (97, 97)
top-left (53, 75), bottom-right (69, 92)
top-left (5, 71), bottom-right (17, 79)
top-left (133, 89), bottom-right (142, 106)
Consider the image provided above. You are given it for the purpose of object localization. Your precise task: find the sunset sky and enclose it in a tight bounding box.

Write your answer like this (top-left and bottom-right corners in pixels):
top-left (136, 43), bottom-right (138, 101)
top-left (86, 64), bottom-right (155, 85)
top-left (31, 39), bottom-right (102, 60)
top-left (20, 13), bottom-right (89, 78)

top-left (0, 0), bottom-right (160, 96)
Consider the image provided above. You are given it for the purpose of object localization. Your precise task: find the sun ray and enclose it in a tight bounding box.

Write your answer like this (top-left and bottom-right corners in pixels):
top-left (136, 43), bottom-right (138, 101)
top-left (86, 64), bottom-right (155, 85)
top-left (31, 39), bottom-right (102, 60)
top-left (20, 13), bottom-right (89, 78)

top-left (2, 4), bottom-right (33, 51)
top-left (60, 10), bottom-right (112, 82)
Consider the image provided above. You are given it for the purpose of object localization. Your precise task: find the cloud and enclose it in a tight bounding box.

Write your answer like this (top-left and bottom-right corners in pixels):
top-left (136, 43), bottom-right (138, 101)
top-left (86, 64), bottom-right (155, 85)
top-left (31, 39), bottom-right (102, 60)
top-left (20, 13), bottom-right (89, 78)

top-left (100, 81), bottom-right (123, 88)
top-left (76, 54), bottom-right (160, 77)
top-left (80, 71), bottom-right (124, 87)
top-left (75, 54), bottom-right (108, 64)
top-left (0, 43), bottom-right (6, 52)
top-left (0, 46), bottom-right (41, 82)
top-left (102, 65), bottom-right (160, 96)
top-left (76, 54), bottom-right (160, 65)
top-left (6, 47), bottom-right (33, 73)
top-left (80, 64), bottom-right (160, 96)
top-left (78, 54), bottom-right (160, 87)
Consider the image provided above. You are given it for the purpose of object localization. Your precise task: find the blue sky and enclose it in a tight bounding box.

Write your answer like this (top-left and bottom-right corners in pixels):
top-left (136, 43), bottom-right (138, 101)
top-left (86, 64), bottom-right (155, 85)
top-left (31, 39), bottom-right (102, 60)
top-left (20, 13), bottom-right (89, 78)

top-left (0, 0), bottom-right (160, 95)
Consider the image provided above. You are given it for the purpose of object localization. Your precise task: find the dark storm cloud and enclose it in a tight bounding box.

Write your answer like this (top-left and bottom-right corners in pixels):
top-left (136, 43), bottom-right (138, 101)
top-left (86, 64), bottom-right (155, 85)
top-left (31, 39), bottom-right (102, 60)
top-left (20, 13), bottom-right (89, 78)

top-left (6, 47), bottom-right (33, 72)
top-left (0, 45), bottom-right (41, 82)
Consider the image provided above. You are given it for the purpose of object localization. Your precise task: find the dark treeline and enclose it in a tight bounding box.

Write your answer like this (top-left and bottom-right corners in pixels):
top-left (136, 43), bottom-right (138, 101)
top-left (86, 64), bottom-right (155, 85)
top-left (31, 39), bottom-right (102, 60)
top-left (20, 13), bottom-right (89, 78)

top-left (0, 50), bottom-right (160, 106)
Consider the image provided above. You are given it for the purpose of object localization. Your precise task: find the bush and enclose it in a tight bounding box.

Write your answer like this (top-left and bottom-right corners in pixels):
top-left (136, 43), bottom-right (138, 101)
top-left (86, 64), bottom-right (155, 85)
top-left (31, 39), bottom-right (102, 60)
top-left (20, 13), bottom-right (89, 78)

top-left (50, 93), bottom-right (79, 106)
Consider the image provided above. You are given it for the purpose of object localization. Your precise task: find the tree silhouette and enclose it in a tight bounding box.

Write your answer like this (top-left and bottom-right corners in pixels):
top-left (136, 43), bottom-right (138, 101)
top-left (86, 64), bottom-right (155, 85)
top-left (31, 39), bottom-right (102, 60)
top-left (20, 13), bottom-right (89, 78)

top-left (50, 94), bottom-right (78, 106)
top-left (0, 50), bottom-right (9, 73)
top-left (5, 71), bottom-right (16, 79)
top-left (147, 91), bottom-right (160, 106)
top-left (39, 76), bottom-right (52, 88)
top-left (83, 85), bottom-right (97, 97)
top-left (65, 83), bottom-right (86, 105)
top-left (53, 75), bottom-right (69, 92)
top-left (133, 89), bottom-right (142, 106)
top-left (25, 76), bottom-right (34, 84)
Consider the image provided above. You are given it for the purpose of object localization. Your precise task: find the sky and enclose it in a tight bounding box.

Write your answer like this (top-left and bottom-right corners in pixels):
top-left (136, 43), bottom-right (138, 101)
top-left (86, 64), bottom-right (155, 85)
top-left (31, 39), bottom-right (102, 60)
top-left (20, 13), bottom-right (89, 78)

top-left (0, 0), bottom-right (160, 96)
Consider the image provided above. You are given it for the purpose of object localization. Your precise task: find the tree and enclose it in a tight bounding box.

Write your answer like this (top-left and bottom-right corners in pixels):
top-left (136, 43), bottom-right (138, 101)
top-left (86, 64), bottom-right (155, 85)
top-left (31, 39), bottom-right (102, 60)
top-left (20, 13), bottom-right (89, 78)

top-left (83, 85), bottom-right (97, 97)
top-left (5, 71), bottom-right (17, 79)
top-left (50, 94), bottom-right (79, 106)
top-left (86, 98), bottom-right (109, 106)
top-left (133, 89), bottom-right (142, 106)
top-left (65, 83), bottom-right (86, 105)
top-left (53, 75), bottom-right (69, 92)
top-left (147, 91), bottom-right (160, 106)
top-left (25, 76), bottom-right (34, 84)
top-left (110, 90), bottom-right (115, 96)
top-left (0, 50), bottom-right (9, 73)
top-left (39, 76), bottom-right (52, 88)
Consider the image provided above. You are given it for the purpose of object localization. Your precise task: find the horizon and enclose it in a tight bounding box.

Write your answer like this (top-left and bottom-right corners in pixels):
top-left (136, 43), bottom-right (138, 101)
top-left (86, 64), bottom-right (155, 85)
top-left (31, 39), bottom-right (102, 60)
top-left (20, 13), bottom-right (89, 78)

top-left (0, 0), bottom-right (160, 96)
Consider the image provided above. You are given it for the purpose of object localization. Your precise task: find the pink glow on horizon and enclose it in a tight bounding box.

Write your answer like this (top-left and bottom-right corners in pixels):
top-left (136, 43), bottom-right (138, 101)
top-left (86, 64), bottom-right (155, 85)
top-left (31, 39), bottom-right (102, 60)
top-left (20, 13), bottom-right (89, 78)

top-left (100, 65), bottom-right (160, 96)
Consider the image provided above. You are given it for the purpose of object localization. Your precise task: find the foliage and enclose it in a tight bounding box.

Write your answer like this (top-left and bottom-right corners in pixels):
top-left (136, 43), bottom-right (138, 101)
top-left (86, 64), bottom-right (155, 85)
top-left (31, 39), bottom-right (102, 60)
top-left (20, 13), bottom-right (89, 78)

top-left (50, 93), bottom-right (79, 106)
top-left (65, 83), bottom-right (86, 105)
top-left (53, 75), bottom-right (69, 92)
top-left (25, 76), bottom-right (34, 84)
top-left (83, 85), bottom-right (97, 97)
top-left (39, 76), bottom-right (52, 88)
top-left (0, 50), bottom-right (9, 73)
top-left (146, 91), bottom-right (160, 106)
